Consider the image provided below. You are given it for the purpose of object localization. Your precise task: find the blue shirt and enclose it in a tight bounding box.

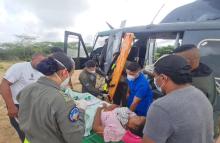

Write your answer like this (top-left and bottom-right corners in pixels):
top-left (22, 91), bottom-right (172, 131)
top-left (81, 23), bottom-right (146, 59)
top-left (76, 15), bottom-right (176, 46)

top-left (127, 73), bottom-right (153, 116)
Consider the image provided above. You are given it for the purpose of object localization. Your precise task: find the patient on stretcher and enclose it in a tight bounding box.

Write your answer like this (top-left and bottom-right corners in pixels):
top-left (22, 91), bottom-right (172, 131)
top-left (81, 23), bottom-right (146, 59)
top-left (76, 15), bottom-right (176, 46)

top-left (92, 104), bottom-right (146, 143)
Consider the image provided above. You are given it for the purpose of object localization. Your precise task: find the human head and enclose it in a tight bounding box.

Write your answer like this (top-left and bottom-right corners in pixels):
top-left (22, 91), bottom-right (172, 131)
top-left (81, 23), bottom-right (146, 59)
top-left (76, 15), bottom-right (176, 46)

top-left (31, 53), bottom-right (46, 69)
top-left (85, 60), bottom-right (96, 74)
top-left (36, 52), bottom-right (75, 85)
top-left (126, 62), bottom-right (141, 81)
top-left (153, 55), bottom-right (192, 94)
top-left (50, 47), bottom-right (64, 53)
top-left (127, 115), bottom-right (146, 137)
top-left (173, 44), bottom-right (200, 71)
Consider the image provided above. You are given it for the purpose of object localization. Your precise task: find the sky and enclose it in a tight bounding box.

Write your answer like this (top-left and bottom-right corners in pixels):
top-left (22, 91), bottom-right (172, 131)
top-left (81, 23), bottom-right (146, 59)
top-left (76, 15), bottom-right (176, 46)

top-left (0, 0), bottom-right (196, 43)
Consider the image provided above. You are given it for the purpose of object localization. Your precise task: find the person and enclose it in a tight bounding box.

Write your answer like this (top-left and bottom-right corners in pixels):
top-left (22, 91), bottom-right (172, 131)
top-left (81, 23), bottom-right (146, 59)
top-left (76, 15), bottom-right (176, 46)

top-left (126, 62), bottom-right (153, 116)
top-left (50, 46), bottom-right (64, 53)
top-left (142, 55), bottom-right (214, 143)
top-left (173, 44), bottom-right (219, 137)
top-left (0, 53), bottom-right (45, 142)
top-left (17, 52), bottom-right (85, 143)
top-left (93, 104), bottom-right (145, 143)
top-left (173, 44), bottom-right (216, 105)
top-left (106, 52), bottom-right (128, 106)
top-left (79, 60), bottom-right (102, 97)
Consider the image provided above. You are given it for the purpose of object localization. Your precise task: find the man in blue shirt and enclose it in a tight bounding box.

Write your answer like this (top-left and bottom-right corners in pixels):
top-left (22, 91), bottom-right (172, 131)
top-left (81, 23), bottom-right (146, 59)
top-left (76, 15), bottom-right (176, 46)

top-left (126, 62), bottom-right (153, 116)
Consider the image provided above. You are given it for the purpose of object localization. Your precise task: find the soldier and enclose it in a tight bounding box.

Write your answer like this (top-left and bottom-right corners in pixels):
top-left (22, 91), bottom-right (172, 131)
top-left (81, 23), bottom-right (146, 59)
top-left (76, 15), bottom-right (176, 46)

top-left (17, 52), bottom-right (85, 143)
top-left (173, 44), bottom-right (216, 105)
top-left (173, 44), bottom-right (219, 137)
top-left (79, 60), bottom-right (102, 97)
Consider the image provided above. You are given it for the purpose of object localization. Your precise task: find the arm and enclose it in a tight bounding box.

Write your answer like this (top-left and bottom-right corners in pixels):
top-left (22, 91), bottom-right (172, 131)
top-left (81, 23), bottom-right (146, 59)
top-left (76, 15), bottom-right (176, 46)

top-left (0, 78), bottom-right (18, 117)
top-left (129, 96), bottom-right (141, 112)
top-left (92, 107), bottom-right (104, 136)
top-left (0, 64), bottom-right (22, 117)
top-left (54, 96), bottom-right (85, 143)
top-left (79, 74), bottom-right (102, 96)
top-left (142, 104), bottom-right (173, 143)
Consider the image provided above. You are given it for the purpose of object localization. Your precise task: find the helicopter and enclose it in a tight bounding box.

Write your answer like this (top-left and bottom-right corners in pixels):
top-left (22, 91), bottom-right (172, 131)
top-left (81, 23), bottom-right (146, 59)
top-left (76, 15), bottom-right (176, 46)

top-left (64, 0), bottom-right (220, 137)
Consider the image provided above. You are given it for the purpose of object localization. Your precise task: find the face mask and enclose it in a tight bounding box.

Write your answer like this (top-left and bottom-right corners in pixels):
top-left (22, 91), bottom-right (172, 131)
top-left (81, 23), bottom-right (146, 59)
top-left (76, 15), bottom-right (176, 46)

top-left (154, 78), bottom-right (162, 92)
top-left (127, 72), bottom-right (140, 81)
top-left (55, 72), bottom-right (70, 89)
top-left (89, 70), bottom-right (96, 74)
top-left (127, 75), bottom-right (135, 81)
top-left (60, 76), bottom-right (70, 89)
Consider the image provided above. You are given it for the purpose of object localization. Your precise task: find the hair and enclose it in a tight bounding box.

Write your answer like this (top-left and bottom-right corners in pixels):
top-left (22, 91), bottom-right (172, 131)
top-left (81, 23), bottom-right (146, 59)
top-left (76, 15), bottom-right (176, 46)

top-left (36, 52), bottom-right (74, 76)
top-left (85, 60), bottom-right (96, 68)
top-left (50, 47), bottom-right (64, 53)
top-left (126, 61), bottom-right (141, 72)
top-left (172, 44), bottom-right (197, 53)
top-left (128, 120), bottom-right (145, 137)
top-left (31, 53), bottom-right (45, 59)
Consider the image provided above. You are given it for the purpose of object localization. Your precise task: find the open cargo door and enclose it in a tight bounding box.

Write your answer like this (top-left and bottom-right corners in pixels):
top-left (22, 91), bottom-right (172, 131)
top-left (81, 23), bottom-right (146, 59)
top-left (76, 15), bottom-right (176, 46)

top-left (64, 31), bottom-right (90, 69)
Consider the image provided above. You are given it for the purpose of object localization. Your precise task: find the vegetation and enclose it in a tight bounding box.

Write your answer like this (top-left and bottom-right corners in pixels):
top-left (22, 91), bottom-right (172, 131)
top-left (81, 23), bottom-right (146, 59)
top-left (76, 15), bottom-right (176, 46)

top-left (154, 45), bottom-right (175, 61)
top-left (0, 35), bottom-right (92, 61)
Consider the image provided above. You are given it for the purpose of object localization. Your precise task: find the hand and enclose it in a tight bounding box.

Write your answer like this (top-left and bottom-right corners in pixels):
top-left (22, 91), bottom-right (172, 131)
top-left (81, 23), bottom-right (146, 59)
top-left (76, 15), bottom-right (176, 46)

top-left (7, 105), bottom-right (18, 118)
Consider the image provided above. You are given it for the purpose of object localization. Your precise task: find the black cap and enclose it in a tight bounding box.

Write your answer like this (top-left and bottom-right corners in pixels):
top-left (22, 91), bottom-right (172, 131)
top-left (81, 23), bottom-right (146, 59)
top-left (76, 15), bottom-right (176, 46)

top-left (154, 55), bottom-right (191, 76)
top-left (85, 60), bottom-right (96, 68)
top-left (172, 44), bottom-right (196, 53)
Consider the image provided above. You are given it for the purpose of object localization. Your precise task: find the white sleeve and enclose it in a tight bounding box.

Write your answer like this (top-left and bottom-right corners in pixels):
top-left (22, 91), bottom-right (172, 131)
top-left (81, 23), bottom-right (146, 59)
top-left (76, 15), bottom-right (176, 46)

top-left (4, 64), bottom-right (22, 84)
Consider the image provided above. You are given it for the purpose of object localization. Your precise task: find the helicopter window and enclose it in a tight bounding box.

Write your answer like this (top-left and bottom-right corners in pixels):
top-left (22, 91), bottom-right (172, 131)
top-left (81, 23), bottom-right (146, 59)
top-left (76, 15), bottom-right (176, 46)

top-left (79, 41), bottom-right (87, 58)
top-left (66, 35), bottom-right (79, 58)
top-left (198, 39), bottom-right (220, 93)
top-left (146, 35), bottom-right (182, 65)
top-left (93, 36), bottom-right (109, 51)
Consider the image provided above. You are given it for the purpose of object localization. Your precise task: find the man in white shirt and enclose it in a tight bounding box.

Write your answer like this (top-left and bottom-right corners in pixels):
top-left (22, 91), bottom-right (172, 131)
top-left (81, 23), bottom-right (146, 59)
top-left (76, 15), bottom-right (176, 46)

top-left (0, 53), bottom-right (45, 142)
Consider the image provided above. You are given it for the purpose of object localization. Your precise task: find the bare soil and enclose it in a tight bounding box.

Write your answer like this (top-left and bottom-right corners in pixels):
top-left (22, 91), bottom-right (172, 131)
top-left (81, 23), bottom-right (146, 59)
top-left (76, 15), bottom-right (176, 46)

top-left (0, 61), bottom-right (20, 143)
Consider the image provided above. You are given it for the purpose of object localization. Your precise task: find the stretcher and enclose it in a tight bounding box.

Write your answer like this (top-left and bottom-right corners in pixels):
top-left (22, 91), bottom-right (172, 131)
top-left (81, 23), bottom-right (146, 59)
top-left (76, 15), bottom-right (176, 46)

top-left (108, 33), bottom-right (134, 100)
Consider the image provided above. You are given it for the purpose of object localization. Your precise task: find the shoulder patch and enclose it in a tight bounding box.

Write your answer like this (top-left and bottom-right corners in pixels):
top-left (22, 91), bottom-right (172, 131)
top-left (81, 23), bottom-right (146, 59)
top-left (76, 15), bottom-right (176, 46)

top-left (69, 107), bottom-right (79, 122)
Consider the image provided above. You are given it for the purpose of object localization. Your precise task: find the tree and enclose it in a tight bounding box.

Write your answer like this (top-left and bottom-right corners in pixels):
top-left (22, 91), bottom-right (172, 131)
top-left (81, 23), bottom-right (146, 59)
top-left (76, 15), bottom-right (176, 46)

top-left (155, 45), bottom-right (175, 61)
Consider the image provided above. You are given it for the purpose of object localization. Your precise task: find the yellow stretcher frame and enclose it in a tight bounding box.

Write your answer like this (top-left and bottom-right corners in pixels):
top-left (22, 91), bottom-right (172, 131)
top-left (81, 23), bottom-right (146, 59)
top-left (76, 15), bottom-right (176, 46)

top-left (108, 33), bottom-right (134, 100)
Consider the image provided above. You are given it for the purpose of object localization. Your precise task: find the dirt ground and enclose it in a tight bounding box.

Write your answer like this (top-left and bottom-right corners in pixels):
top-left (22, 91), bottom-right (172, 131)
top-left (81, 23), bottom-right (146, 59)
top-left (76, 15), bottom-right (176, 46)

top-left (0, 61), bottom-right (20, 143)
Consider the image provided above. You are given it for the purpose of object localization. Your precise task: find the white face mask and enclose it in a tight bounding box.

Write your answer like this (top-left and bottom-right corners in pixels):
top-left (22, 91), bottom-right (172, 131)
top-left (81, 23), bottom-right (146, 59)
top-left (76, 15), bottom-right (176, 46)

top-left (55, 72), bottom-right (70, 89)
top-left (154, 78), bottom-right (162, 92)
top-left (127, 72), bottom-right (140, 81)
top-left (127, 74), bottom-right (136, 81)
top-left (89, 70), bottom-right (96, 74)
top-left (60, 76), bottom-right (70, 89)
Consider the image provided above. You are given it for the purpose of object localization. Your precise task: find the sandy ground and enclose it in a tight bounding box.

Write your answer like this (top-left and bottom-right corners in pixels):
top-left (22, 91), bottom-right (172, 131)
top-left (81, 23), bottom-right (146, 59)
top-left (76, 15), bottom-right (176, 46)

top-left (0, 62), bottom-right (104, 143)
top-left (0, 61), bottom-right (20, 143)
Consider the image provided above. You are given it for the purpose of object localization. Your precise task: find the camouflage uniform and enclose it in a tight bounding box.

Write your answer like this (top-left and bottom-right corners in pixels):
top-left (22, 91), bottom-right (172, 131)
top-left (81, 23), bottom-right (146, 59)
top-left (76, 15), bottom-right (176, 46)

top-left (79, 70), bottom-right (102, 97)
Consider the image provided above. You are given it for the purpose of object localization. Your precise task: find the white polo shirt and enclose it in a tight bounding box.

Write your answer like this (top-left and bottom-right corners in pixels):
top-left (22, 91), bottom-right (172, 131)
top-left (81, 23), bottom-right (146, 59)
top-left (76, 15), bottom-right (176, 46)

top-left (3, 62), bottom-right (43, 104)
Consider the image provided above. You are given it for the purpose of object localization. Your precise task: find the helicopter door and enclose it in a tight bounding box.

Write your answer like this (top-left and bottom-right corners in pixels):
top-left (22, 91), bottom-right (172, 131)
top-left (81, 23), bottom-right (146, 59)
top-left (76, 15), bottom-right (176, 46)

top-left (64, 31), bottom-right (89, 69)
